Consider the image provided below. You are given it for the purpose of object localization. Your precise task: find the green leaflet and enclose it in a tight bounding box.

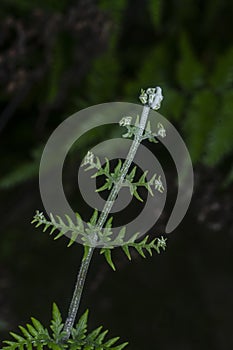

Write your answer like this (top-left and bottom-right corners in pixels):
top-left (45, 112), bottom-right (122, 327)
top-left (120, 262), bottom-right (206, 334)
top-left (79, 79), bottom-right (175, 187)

top-left (83, 153), bottom-right (165, 202)
top-left (31, 211), bottom-right (86, 247)
top-left (2, 304), bottom-right (128, 350)
top-left (100, 227), bottom-right (167, 271)
top-left (32, 210), bottom-right (167, 271)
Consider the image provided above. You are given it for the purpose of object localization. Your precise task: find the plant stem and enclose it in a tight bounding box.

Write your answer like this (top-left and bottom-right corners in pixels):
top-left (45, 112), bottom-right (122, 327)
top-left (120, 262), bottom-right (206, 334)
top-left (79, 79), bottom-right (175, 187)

top-left (63, 105), bottom-right (150, 340)
top-left (62, 246), bottom-right (94, 340)
top-left (96, 105), bottom-right (150, 228)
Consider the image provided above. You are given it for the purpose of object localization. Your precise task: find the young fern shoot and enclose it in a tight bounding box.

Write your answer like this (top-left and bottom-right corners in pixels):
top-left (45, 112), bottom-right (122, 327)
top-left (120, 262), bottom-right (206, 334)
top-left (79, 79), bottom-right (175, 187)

top-left (61, 86), bottom-right (165, 340)
top-left (3, 86), bottom-right (167, 349)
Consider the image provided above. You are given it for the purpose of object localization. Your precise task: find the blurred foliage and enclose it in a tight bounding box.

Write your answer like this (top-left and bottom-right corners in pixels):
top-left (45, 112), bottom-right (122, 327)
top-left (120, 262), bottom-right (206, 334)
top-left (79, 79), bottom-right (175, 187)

top-left (0, 0), bottom-right (232, 189)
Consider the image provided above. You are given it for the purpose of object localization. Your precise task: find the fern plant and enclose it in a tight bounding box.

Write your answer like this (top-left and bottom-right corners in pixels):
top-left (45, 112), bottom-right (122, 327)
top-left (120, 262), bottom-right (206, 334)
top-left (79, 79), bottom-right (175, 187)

top-left (3, 87), bottom-right (167, 349)
top-left (3, 303), bottom-right (128, 350)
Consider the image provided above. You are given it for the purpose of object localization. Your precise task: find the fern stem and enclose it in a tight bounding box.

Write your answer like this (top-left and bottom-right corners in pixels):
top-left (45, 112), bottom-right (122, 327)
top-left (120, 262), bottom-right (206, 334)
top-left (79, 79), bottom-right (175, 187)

top-left (62, 246), bottom-right (94, 340)
top-left (63, 105), bottom-right (150, 340)
top-left (96, 105), bottom-right (150, 228)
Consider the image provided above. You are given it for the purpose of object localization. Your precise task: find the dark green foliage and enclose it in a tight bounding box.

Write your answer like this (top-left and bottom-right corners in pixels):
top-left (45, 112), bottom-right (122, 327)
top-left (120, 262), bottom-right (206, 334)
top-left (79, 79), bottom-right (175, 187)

top-left (148, 0), bottom-right (162, 29)
top-left (176, 34), bottom-right (205, 90)
top-left (204, 90), bottom-right (233, 166)
top-left (2, 304), bottom-right (128, 350)
top-left (183, 90), bottom-right (218, 162)
top-left (0, 148), bottom-right (41, 189)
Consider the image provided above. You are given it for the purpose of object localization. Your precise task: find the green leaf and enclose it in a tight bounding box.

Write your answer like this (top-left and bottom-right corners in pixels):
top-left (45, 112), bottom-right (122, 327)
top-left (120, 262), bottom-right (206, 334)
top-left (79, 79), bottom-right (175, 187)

top-left (104, 158), bottom-right (110, 173)
top-left (105, 216), bottom-right (113, 229)
top-left (96, 180), bottom-right (112, 192)
top-left (82, 245), bottom-right (91, 261)
top-left (26, 324), bottom-right (38, 337)
top-left (90, 209), bottom-right (98, 226)
top-left (122, 245), bottom-right (131, 261)
top-left (133, 188), bottom-right (143, 202)
top-left (31, 317), bottom-right (46, 333)
top-left (113, 159), bottom-right (122, 178)
top-left (9, 333), bottom-right (25, 342)
top-left (52, 303), bottom-right (62, 325)
top-left (101, 249), bottom-right (116, 271)
top-left (18, 326), bottom-right (31, 339)
top-left (127, 166), bottom-right (137, 182)
top-left (85, 326), bottom-right (102, 342)
top-left (138, 171), bottom-right (148, 184)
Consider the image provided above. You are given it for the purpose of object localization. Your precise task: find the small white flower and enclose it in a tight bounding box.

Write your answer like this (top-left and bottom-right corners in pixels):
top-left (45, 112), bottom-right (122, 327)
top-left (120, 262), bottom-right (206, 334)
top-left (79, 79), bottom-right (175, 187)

top-left (149, 86), bottom-right (163, 110)
top-left (139, 89), bottom-right (148, 104)
top-left (119, 116), bottom-right (132, 126)
top-left (157, 123), bottom-right (166, 138)
top-left (154, 175), bottom-right (164, 193)
top-left (157, 236), bottom-right (167, 249)
top-left (35, 211), bottom-right (44, 220)
top-left (146, 87), bottom-right (156, 105)
top-left (83, 151), bottom-right (94, 166)
top-left (139, 86), bottom-right (163, 110)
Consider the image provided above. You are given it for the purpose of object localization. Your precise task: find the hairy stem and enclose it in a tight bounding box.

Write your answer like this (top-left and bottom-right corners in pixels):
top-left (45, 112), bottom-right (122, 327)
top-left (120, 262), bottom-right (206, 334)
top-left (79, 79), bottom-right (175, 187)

top-left (62, 246), bottom-right (94, 339)
top-left (96, 105), bottom-right (150, 228)
top-left (62, 105), bottom-right (150, 340)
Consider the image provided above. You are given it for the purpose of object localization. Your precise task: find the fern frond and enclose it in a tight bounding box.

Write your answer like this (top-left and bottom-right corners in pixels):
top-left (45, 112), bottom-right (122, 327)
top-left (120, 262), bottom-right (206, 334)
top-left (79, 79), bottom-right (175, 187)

top-left (32, 211), bottom-right (166, 270)
top-left (101, 229), bottom-right (167, 270)
top-left (123, 170), bottom-right (165, 201)
top-left (31, 211), bottom-right (90, 246)
top-left (3, 304), bottom-right (128, 350)
top-left (120, 114), bottom-right (166, 143)
top-left (32, 210), bottom-right (117, 248)
top-left (69, 309), bottom-right (128, 349)
top-left (124, 235), bottom-right (167, 259)
top-left (3, 319), bottom-right (53, 350)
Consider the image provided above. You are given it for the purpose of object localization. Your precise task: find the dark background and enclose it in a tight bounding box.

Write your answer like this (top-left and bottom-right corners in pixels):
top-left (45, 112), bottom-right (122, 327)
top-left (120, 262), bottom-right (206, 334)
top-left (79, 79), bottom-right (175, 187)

top-left (0, 0), bottom-right (233, 348)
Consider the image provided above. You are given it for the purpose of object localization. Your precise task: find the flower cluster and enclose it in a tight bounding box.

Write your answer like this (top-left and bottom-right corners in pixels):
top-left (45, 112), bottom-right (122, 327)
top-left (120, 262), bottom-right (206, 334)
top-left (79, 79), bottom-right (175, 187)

top-left (157, 123), bottom-right (166, 138)
top-left (82, 151), bottom-right (94, 166)
top-left (154, 175), bottom-right (164, 193)
top-left (139, 87), bottom-right (163, 110)
top-left (119, 116), bottom-right (132, 126)
top-left (157, 236), bottom-right (167, 250)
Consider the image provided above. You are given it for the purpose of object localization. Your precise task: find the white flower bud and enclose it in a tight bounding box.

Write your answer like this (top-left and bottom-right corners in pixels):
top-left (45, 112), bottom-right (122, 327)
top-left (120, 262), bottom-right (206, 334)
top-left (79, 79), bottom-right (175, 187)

top-left (139, 86), bottom-right (163, 110)
top-left (157, 123), bottom-right (166, 138)
top-left (139, 89), bottom-right (148, 104)
top-left (83, 151), bottom-right (94, 166)
top-left (149, 86), bottom-right (163, 110)
top-left (154, 175), bottom-right (164, 193)
top-left (119, 116), bottom-right (132, 126)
